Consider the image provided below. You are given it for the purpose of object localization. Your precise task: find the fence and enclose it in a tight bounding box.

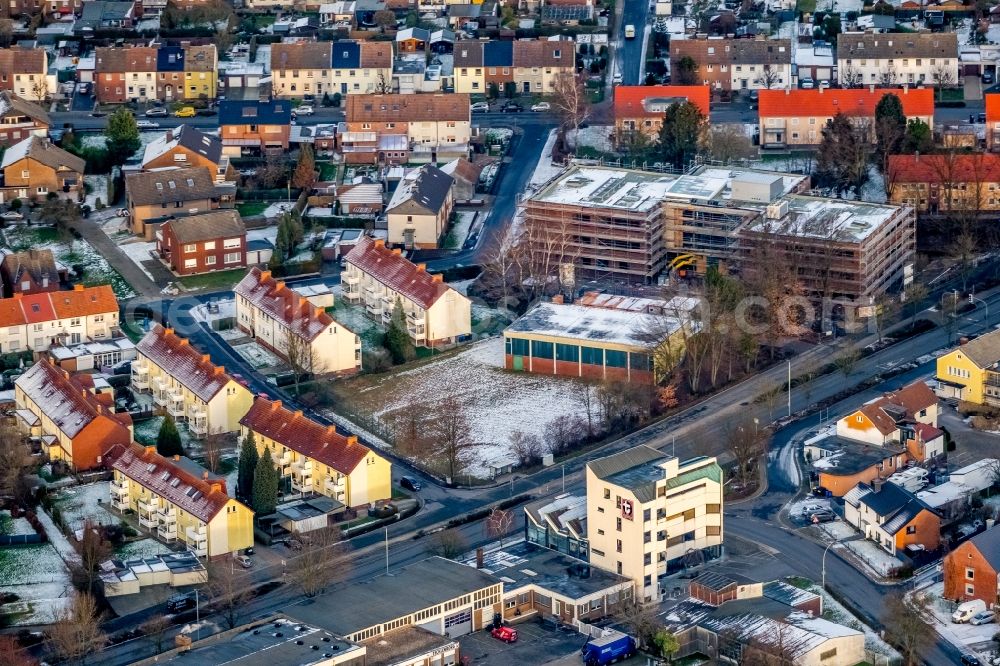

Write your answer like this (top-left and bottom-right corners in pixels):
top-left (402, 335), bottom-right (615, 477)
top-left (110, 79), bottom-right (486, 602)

top-left (0, 533), bottom-right (43, 546)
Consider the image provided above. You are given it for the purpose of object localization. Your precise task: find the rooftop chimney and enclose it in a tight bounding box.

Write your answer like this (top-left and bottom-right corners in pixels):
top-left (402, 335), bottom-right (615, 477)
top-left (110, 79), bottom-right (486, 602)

top-left (374, 239), bottom-right (385, 248)
top-left (166, 130), bottom-right (174, 142)
top-left (476, 547), bottom-right (484, 568)
top-left (431, 274), bottom-right (443, 283)
top-left (165, 327), bottom-right (174, 335)
top-left (260, 270), bottom-right (272, 281)
top-left (272, 399), bottom-right (282, 409)
top-left (145, 445), bottom-right (156, 455)
top-left (314, 306), bottom-right (323, 318)
top-left (392, 248), bottom-right (402, 256)
top-left (552, 294), bottom-right (564, 304)
top-left (210, 482), bottom-right (222, 494)
top-left (203, 470), bottom-right (209, 480)
top-left (347, 435), bottom-right (358, 446)
top-left (416, 263), bottom-right (426, 272)
top-left (173, 454), bottom-right (180, 461)
top-left (179, 338), bottom-right (189, 346)
top-left (74, 284), bottom-right (84, 291)
top-left (294, 409), bottom-right (303, 418)
top-left (203, 354), bottom-right (211, 362)
top-left (275, 280), bottom-right (286, 291)
top-left (12, 292), bottom-right (21, 300)
top-left (326, 425), bottom-right (336, 436)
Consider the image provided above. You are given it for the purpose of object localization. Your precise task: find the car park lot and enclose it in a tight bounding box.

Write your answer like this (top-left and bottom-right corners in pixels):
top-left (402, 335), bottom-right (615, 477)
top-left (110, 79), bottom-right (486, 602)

top-left (457, 619), bottom-right (584, 666)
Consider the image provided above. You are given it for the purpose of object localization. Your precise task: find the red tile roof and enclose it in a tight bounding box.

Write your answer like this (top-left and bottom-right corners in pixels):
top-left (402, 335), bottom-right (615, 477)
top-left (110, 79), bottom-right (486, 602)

top-left (136, 325), bottom-right (236, 402)
top-left (987, 93), bottom-right (1000, 123)
top-left (883, 380), bottom-right (938, 419)
top-left (15, 359), bottom-right (132, 440)
top-left (233, 267), bottom-right (335, 342)
top-left (344, 236), bottom-right (453, 309)
top-left (758, 88), bottom-right (934, 118)
top-left (614, 85), bottom-right (711, 119)
top-left (0, 285), bottom-right (119, 328)
top-left (888, 153), bottom-right (1000, 184)
top-left (240, 396), bottom-right (371, 475)
top-left (19, 292), bottom-right (56, 324)
top-left (108, 442), bottom-right (238, 524)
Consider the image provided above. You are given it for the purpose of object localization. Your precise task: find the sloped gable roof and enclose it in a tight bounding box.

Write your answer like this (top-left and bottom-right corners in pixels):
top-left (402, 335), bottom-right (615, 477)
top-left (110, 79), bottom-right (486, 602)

top-left (949, 329), bottom-right (1000, 369)
top-left (1, 136), bottom-right (85, 175)
top-left (343, 236), bottom-right (457, 309)
top-left (136, 325), bottom-right (236, 402)
top-left (125, 166), bottom-right (217, 206)
top-left (233, 267), bottom-right (336, 342)
top-left (163, 209), bottom-right (245, 245)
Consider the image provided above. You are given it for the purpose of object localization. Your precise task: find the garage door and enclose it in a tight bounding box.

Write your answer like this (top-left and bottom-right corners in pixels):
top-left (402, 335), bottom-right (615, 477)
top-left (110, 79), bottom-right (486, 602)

top-left (443, 609), bottom-right (473, 637)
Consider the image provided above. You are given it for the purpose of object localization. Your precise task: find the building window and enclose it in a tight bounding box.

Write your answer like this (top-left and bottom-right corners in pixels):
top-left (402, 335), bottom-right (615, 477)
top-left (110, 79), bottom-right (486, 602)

top-left (184, 258), bottom-right (197, 268)
top-left (203, 241), bottom-right (216, 251)
top-left (205, 256), bottom-right (217, 265)
top-left (605, 350), bottom-right (627, 368)
top-left (556, 343), bottom-right (579, 362)
top-left (224, 237), bottom-right (241, 249)
top-left (967, 568), bottom-right (975, 580)
top-left (531, 339), bottom-right (554, 359)
top-left (906, 525), bottom-right (916, 534)
top-left (967, 583), bottom-right (976, 595)
top-left (184, 244), bottom-right (197, 253)
top-left (580, 346), bottom-right (603, 366)
top-left (224, 252), bottom-right (241, 264)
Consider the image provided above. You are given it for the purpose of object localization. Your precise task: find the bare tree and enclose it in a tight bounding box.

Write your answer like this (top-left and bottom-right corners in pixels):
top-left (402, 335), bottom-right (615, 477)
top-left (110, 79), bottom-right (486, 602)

top-left (904, 282), bottom-right (928, 327)
top-left (391, 396), bottom-right (429, 457)
top-left (425, 529), bottom-right (467, 559)
top-left (727, 417), bottom-right (768, 489)
top-left (835, 348), bottom-right (860, 378)
top-left (255, 152), bottom-right (287, 189)
top-left (706, 125), bottom-right (756, 163)
top-left (877, 63), bottom-right (898, 86)
top-left (201, 434), bottom-right (225, 473)
top-left (284, 328), bottom-right (324, 395)
top-left (550, 72), bottom-right (590, 152)
top-left (47, 593), bottom-right (107, 665)
top-left (0, 636), bottom-right (35, 666)
top-left (509, 430), bottom-right (544, 467)
top-left (883, 592), bottom-right (933, 666)
top-left (755, 64), bottom-right (781, 90)
top-left (0, 423), bottom-right (32, 504)
top-left (614, 595), bottom-right (658, 649)
top-left (576, 382), bottom-right (598, 437)
top-left (432, 396), bottom-right (479, 482)
top-left (73, 521), bottom-right (113, 594)
top-left (932, 62), bottom-right (956, 92)
top-left (287, 526), bottom-right (345, 598)
top-left (839, 62), bottom-right (864, 88)
top-left (205, 562), bottom-right (252, 629)
top-left (0, 20), bottom-right (13, 49)
top-left (140, 615), bottom-right (172, 655)
top-left (374, 71), bottom-right (392, 94)
top-left (485, 508), bottom-right (514, 546)
top-left (951, 229), bottom-right (980, 293)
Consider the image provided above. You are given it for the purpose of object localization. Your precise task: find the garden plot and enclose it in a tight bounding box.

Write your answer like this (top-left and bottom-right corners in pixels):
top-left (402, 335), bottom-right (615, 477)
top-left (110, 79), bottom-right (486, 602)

top-left (231, 341), bottom-right (285, 371)
top-left (1, 226), bottom-right (136, 299)
top-left (325, 337), bottom-right (592, 478)
top-left (445, 211), bottom-right (477, 250)
top-left (134, 415), bottom-right (199, 450)
top-left (0, 511), bottom-right (35, 537)
top-left (52, 481), bottom-right (118, 533)
top-left (0, 543), bottom-right (74, 626)
top-left (116, 538), bottom-right (170, 560)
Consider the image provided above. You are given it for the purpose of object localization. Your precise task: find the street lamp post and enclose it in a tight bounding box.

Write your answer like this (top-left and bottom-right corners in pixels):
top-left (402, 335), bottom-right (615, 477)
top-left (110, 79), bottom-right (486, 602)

top-left (821, 541), bottom-right (837, 591)
top-left (787, 359), bottom-right (792, 417)
top-left (969, 289), bottom-right (990, 326)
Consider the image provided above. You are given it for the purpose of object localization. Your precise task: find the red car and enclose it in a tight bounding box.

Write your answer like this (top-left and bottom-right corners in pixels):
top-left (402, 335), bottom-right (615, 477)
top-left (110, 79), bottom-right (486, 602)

top-left (491, 626), bottom-right (517, 643)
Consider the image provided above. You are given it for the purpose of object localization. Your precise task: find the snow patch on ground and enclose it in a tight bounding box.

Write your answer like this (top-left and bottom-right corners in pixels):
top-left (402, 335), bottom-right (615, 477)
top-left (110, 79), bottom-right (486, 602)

top-left (842, 539), bottom-right (901, 577)
top-left (118, 239), bottom-right (158, 282)
top-left (231, 341), bottom-right (284, 370)
top-left (804, 581), bottom-right (902, 661)
top-left (116, 538), bottom-right (170, 560)
top-left (83, 174), bottom-right (111, 211)
top-left (528, 129), bottom-right (563, 190)
top-left (262, 201), bottom-right (296, 220)
top-left (922, 580), bottom-right (1000, 661)
top-left (445, 211), bottom-right (477, 250)
top-left (191, 298), bottom-right (237, 325)
top-left (247, 226), bottom-right (279, 245)
top-left (0, 511), bottom-right (35, 537)
top-left (52, 482), bottom-right (118, 533)
top-left (815, 520), bottom-right (856, 541)
top-left (573, 125), bottom-right (615, 153)
top-left (0, 543), bottom-right (74, 626)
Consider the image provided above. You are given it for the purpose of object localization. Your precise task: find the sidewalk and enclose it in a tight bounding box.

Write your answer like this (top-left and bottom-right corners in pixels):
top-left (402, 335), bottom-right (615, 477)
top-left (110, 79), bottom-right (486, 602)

top-left (37, 507), bottom-right (80, 566)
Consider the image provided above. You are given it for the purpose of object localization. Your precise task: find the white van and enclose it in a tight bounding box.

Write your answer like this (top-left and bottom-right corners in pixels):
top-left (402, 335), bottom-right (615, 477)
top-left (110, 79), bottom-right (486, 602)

top-left (953, 599), bottom-right (988, 623)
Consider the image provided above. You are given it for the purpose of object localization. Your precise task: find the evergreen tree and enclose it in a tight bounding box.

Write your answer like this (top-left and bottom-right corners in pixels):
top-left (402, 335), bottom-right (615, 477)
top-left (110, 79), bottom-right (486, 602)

top-left (252, 446), bottom-right (280, 516)
top-left (874, 93), bottom-right (906, 174)
top-left (654, 101), bottom-right (706, 169)
top-left (292, 144), bottom-right (316, 189)
top-left (384, 298), bottom-right (414, 364)
top-left (106, 107), bottom-right (142, 165)
top-left (237, 431), bottom-right (258, 502)
top-left (156, 415), bottom-right (184, 457)
top-left (903, 118), bottom-right (933, 154)
top-left (674, 56), bottom-right (698, 85)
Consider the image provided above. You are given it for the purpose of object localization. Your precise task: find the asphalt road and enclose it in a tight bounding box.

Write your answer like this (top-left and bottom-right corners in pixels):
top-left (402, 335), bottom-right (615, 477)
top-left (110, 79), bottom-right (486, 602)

top-left (618, 0), bottom-right (649, 85)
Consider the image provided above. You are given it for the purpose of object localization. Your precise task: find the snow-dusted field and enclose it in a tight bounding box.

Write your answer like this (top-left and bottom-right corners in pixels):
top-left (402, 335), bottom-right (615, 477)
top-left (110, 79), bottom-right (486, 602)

top-left (843, 539), bottom-right (902, 577)
top-left (0, 543), bottom-right (74, 626)
top-left (116, 538), bottom-right (170, 560)
top-left (0, 511), bottom-right (35, 537)
top-left (328, 337), bottom-right (591, 478)
top-left (52, 481), bottom-right (118, 533)
top-left (231, 341), bottom-right (284, 370)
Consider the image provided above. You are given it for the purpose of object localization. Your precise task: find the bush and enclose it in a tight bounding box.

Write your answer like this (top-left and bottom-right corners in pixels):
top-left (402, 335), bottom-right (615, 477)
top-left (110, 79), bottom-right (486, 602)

top-left (9, 199), bottom-right (21, 210)
top-left (362, 349), bottom-right (392, 374)
top-left (332, 93), bottom-right (342, 107)
top-left (95, 198), bottom-right (104, 210)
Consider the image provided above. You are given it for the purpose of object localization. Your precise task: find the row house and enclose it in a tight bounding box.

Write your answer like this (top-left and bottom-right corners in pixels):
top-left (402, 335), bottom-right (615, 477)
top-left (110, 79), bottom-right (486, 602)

top-left (935, 328), bottom-right (1000, 406)
top-left (836, 380), bottom-right (943, 462)
top-left (75, 0), bottom-right (137, 34)
top-left (843, 481), bottom-right (941, 556)
top-left (133, 325), bottom-right (253, 437)
top-left (453, 39), bottom-right (575, 95)
top-left (157, 209), bottom-right (246, 276)
top-left (669, 37), bottom-right (793, 92)
top-left (0, 284), bottom-right (120, 353)
top-left (0, 91), bottom-right (50, 148)
top-left (142, 124), bottom-right (234, 183)
top-left (342, 236), bottom-right (471, 347)
top-left (109, 442), bottom-right (254, 558)
top-left (234, 267), bottom-right (362, 376)
top-left (219, 99), bottom-right (292, 157)
top-left (836, 32), bottom-right (958, 87)
top-left (758, 87), bottom-right (934, 148)
top-left (613, 85), bottom-right (711, 143)
top-left (888, 152), bottom-right (1000, 213)
top-left (0, 249), bottom-right (64, 297)
top-left (270, 40), bottom-right (393, 99)
top-left (239, 396), bottom-right (392, 508)
top-left (0, 135), bottom-right (85, 203)
top-left (342, 93), bottom-right (471, 165)
top-left (15, 359), bottom-right (133, 470)
top-left (0, 47), bottom-right (48, 101)
top-left (386, 165), bottom-right (455, 249)
top-left (95, 44), bottom-right (218, 104)
top-left (125, 166), bottom-right (222, 239)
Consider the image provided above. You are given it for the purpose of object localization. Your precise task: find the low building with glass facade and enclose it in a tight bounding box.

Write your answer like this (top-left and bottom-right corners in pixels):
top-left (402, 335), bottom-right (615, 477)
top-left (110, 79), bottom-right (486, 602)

top-left (525, 493), bottom-right (589, 561)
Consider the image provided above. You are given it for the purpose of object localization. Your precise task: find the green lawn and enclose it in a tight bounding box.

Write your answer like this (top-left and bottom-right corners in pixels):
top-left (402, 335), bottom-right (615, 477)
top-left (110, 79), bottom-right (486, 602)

top-left (318, 162), bottom-right (338, 182)
top-left (178, 268), bottom-right (246, 291)
top-left (796, 0), bottom-right (816, 11)
top-left (236, 202), bottom-right (269, 217)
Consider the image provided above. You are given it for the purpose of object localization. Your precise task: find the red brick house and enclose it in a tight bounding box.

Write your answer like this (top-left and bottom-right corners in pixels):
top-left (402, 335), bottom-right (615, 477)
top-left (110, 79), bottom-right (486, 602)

top-left (95, 47), bottom-right (128, 104)
top-left (157, 209), bottom-right (246, 276)
top-left (0, 249), bottom-right (64, 296)
top-left (944, 527), bottom-right (1000, 605)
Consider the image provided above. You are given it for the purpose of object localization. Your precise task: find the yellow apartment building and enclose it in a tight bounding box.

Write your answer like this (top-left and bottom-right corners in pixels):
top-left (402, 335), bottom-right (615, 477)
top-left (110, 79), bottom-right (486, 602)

top-left (110, 443), bottom-right (254, 558)
top-left (342, 236), bottom-right (471, 347)
top-left (240, 396), bottom-right (391, 508)
top-left (936, 329), bottom-right (1000, 406)
top-left (133, 325), bottom-right (253, 437)
top-left (586, 445), bottom-right (724, 601)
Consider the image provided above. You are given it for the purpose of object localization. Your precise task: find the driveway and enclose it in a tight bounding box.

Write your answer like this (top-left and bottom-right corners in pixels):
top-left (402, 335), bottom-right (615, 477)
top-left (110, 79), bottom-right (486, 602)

top-left (939, 406), bottom-right (1000, 470)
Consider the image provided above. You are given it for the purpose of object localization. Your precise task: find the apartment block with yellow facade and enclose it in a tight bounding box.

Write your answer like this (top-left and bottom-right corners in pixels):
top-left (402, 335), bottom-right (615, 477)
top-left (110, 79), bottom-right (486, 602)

top-left (133, 325), bottom-right (253, 437)
top-left (240, 396), bottom-right (391, 508)
top-left (342, 236), bottom-right (471, 347)
top-left (109, 443), bottom-right (253, 558)
top-left (936, 329), bottom-right (1000, 406)
top-left (586, 445), bottom-right (724, 601)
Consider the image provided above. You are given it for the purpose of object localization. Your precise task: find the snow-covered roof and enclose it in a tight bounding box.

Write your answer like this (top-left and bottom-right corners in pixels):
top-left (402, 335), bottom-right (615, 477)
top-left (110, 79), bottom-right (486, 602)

top-left (701, 611), bottom-right (862, 659)
top-left (916, 481), bottom-right (972, 508)
top-left (506, 301), bottom-right (688, 350)
top-left (745, 196), bottom-right (906, 243)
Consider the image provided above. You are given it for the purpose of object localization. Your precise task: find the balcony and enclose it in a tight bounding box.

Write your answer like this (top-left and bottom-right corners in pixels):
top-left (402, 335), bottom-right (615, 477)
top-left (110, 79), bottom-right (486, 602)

top-left (277, 451), bottom-right (293, 467)
top-left (188, 403), bottom-right (207, 420)
top-left (343, 273), bottom-right (359, 286)
top-left (111, 496), bottom-right (129, 512)
top-left (185, 525), bottom-right (207, 546)
top-left (189, 418), bottom-right (208, 436)
top-left (167, 395), bottom-right (185, 419)
top-left (381, 309), bottom-right (392, 324)
top-left (139, 514), bottom-right (158, 529)
top-left (157, 521), bottom-right (178, 540)
top-left (407, 323), bottom-right (426, 341)
top-left (137, 497), bottom-right (159, 514)
top-left (157, 505), bottom-right (176, 521)
top-left (111, 480), bottom-right (128, 498)
top-left (132, 364), bottom-right (149, 390)
top-left (291, 475), bottom-right (313, 493)
top-left (291, 459), bottom-right (313, 475)
top-left (323, 477), bottom-right (345, 496)
top-left (366, 299), bottom-right (384, 316)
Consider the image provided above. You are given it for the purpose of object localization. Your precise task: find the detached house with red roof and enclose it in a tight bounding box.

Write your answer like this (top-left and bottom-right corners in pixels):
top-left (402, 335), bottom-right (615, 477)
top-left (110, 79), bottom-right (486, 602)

top-left (108, 442), bottom-right (253, 558)
top-left (758, 87), bottom-right (934, 149)
top-left (234, 267), bottom-right (361, 376)
top-left (836, 380), bottom-right (943, 461)
top-left (343, 236), bottom-right (471, 347)
top-left (613, 85), bottom-right (711, 143)
top-left (0, 284), bottom-right (120, 353)
top-left (239, 395), bottom-right (391, 508)
top-left (15, 359), bottom-right (133, 470)
top-left (133, 325), bottom-right (253, 438)
top-left (887, 152), bottom-right (1000, 214)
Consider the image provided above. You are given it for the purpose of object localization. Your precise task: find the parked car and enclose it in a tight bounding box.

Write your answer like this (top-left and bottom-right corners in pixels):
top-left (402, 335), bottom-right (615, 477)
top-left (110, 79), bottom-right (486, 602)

top-left (490, 626), bottom-right (517, 643)
top-left (979, 112), bottom-right (988, 123)
top-left (501, 102), bottom-right (524, 113)
top-left (76, 82), bottom-right (91, 95)
top-left (810, 510), bottom-right (836, 524)
top-left (400, 476), bottom-right (422, 491)
top-left (1, 211), bottom-right (23, 221)
top-left (294, 105), bottom-right (314, 116)
top-left (800, 77), bottom-right (815, 89)
top-left (470, 101), bottom-right (490, 113)
top-left (368, 500), bottom-right (398, 519)
top-left (953, 599), bottom-right (988, 623)
top-left (166, 593), bottom-right (196, 613)
top-left (174, 106), bottom-right (196, 118)
top-left (984, 71), bottom-right (994, 84)
top-left (531, 102), bottom-right (551, 112)
top-left (145, 107), bottom-right (168, 117)
top-left (234, 555), bottom-right (253, 569)
top-left (971, 610), bottom-right (996, 626)
top-left (136, 120), bottom-right (160, 129)
top-left (582, 631), bottom-right (636, 666)
top-left (962, 655), bottom-right (983, 666)
top-left (196, 108), bottom-right (217, 116)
